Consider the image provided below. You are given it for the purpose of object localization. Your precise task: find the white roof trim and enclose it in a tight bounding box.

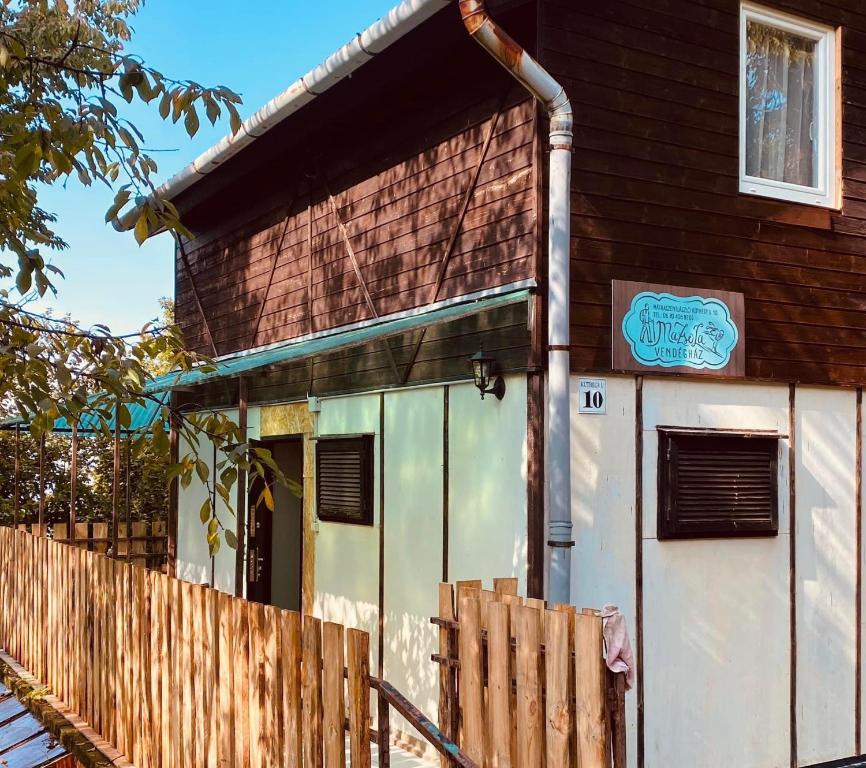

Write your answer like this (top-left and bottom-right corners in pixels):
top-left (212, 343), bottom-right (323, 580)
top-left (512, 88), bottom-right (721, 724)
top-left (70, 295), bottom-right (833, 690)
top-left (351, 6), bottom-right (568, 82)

top-left (157, 0), bottom-right (450, 203)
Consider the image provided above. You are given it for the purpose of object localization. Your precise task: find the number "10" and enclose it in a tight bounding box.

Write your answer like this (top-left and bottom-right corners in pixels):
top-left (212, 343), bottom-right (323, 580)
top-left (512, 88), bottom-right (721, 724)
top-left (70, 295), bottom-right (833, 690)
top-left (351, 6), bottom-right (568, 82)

top-left (583, 390), bottom-right (604, 409)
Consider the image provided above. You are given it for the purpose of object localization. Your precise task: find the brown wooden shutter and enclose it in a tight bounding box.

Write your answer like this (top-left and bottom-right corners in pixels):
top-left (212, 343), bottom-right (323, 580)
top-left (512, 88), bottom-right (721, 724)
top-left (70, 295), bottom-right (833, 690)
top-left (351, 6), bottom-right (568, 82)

top-left (658, 431), bottom-right (779, 539)
top-left (316, 436), bottom-right (374, 525)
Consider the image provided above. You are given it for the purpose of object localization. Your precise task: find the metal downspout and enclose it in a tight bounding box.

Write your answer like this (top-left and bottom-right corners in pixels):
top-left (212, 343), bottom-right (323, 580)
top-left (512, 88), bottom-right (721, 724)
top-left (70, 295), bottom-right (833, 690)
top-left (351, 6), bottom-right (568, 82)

top-left (459, 0), bottom-right (574, 604)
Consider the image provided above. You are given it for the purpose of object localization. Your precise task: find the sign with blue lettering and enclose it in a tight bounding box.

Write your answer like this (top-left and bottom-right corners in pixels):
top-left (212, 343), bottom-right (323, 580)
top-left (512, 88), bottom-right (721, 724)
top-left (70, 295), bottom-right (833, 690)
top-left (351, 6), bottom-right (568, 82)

top-left (612, 281), bottom-right (745, 377)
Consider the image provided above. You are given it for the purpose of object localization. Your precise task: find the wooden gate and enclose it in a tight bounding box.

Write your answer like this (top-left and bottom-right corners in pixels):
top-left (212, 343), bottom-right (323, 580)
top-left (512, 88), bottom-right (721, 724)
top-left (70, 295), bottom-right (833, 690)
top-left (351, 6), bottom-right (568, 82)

top-left (433, 578), bottom-right (628, 768)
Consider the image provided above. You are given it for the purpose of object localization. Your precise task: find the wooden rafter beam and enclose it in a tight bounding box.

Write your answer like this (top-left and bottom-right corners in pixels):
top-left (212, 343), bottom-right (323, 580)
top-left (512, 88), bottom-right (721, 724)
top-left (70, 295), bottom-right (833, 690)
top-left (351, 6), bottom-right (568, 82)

top-left (250, 178), bottom-right (303, 347)
top-left (401, 91), bottom-right (509, 385)
top-left (175, 233), bottom-right (219, 358)
top-left (322, 171), bottom-right (402, 384)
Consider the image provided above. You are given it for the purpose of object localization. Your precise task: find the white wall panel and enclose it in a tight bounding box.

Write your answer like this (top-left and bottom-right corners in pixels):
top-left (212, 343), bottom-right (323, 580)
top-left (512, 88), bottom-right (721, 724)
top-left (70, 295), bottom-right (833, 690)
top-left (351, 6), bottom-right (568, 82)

top-left (176, 428), bottom-right (213, 587)
top-left (448, 376), bottom-right (528, 590)
top-left (176, 407), bottom-right (257, 595)
top-left (212, 409), bottom-right (239, 594)
top-left (315, 394), bottom-right (381, 669)
top-left (642, 379), bottom-right (790, 768)
top-left (383, 387), bottom-right (443, 749)
top-left (569, 375), bottom-right (638, 764)
top-left (796, 387), bottom-right (857, 765)
top-left (643, 537), bottom-right (790, 768)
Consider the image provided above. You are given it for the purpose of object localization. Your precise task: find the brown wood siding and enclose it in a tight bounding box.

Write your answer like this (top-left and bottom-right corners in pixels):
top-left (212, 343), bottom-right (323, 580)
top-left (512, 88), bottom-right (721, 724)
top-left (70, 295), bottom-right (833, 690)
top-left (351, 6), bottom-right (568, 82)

top-left (175, 4), bottom-right (538, 358)
top-left (542, 0), bottom-right (866, 385)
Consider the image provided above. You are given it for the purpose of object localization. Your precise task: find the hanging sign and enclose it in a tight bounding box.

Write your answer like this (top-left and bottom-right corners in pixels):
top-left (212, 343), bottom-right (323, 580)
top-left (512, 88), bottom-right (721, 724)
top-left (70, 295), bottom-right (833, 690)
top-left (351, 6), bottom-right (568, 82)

top-left (612, 280), bottom-right (745, 377)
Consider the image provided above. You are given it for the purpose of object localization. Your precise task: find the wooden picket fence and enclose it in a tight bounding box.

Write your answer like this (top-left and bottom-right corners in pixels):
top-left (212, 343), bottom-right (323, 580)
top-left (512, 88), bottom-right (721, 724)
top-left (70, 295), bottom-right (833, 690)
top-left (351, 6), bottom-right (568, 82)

top-left (433, 578), bottom-right (628, 768)
top-left (0, 526), bottom-right (373, 768)
top-left (20, 520), bottom-right (168, 568)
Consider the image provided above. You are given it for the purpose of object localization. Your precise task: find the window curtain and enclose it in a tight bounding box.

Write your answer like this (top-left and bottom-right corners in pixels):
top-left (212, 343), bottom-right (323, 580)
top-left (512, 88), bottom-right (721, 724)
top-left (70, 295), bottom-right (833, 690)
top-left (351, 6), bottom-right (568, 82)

top-left (746, 22), bottom-right (816, 187)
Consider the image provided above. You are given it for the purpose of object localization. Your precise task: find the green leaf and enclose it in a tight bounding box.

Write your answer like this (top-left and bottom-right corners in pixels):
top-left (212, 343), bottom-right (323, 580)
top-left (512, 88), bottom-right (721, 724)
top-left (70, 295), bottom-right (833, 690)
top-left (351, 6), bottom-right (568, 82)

top-left (227, 102), bottom-right (242, 135)
top-left (135, 74), bottom-right (156, 103)
top-left (14, 144), bottom-right (41, 177)
top-left (204, 95), bottom-right (220, 126)
top-left (134, 212), bottom-right (149, 245)
top-left (225, 530), bottom-right (238, 549)
top-left (199, 499), bottom-right (211, 524)
top-left (195, 459), bottom-right (209, 483)
top-left (16, 269), bottom-right (32, 295)
top-left (184, 105), bottom-right (199, 138)
top-left (260, 484), bottom-right (274, 512)
top-left (118, 73), bottom-right (134, 103)
top-left (105, 189), bottom-right (132, 223)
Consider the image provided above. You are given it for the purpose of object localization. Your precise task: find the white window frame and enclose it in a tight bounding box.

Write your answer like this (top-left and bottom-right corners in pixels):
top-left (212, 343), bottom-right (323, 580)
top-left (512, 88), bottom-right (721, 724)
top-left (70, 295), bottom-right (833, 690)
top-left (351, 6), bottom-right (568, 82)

top-left (739, 2), bottom-right (839, 208)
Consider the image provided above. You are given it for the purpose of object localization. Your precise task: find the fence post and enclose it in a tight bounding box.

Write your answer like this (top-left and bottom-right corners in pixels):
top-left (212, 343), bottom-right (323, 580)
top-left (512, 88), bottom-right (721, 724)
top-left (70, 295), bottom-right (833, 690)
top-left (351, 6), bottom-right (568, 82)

top-left (377, 686), bottom-right (390, 768)
top-left (437, 583), bottom-right (457, 768)
top-left (607, 671), bottom-right (627, 768)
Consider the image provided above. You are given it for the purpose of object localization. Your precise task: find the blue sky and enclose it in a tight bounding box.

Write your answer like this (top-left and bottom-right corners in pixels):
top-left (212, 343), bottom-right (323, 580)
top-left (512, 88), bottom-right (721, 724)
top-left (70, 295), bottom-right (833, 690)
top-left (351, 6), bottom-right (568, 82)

top-left (29, 0), bottom-right (394, 332)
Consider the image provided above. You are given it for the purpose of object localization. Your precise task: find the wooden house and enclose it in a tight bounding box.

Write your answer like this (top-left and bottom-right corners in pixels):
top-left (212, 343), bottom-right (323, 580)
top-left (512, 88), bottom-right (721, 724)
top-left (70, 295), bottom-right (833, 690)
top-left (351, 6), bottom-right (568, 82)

top-left (160, 0), bottom-right (866, 766)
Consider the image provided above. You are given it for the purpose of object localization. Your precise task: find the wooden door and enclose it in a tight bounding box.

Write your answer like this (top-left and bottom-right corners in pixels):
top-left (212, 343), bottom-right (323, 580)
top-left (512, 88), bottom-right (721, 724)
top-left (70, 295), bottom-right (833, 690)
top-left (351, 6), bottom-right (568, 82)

top-left (246, 439), bottom-right (274, 604)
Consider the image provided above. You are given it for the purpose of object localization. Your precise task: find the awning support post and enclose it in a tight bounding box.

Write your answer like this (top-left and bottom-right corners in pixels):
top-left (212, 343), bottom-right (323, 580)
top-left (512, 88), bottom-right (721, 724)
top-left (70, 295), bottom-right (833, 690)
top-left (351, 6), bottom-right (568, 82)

top-left (37, 434), bottom-right (45, 528)
top-left (13, 425), bottom-right (20, 527)
top-left (112, 402), bottom-right (120, 557)
top-left (70, 422), bottom-right (78, 543)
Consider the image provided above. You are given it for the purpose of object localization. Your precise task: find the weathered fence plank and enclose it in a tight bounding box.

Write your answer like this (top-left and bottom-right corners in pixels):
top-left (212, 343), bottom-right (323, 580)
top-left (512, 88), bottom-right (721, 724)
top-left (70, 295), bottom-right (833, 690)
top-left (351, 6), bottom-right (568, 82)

top-left (575, 613), bottom-right (607, 768)
top-left (281, 609), bottom-right (303, 768)
top-left (302, 616), bottom-right (323, 768)
top-left (322, 621), bottom-right (346, 768)
top-left (487, 600), bottom-right (512, 768)
top-left (458, 594), bottom-right (484, 765)
top-left (347, 628), bottom-right (371, 768)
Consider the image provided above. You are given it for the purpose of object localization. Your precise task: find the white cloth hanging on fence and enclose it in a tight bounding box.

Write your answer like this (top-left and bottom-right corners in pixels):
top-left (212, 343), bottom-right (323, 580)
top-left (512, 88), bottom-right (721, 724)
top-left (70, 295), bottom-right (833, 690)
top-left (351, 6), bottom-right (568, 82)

top-left (601, 604), bottom-right (635, 691)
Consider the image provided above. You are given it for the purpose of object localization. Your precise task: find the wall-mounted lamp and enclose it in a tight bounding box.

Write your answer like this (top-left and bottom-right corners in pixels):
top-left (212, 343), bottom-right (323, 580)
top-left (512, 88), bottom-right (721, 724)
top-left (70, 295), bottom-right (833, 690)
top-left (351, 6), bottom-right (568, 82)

top-left (470, 349), bottom-right (506, 401)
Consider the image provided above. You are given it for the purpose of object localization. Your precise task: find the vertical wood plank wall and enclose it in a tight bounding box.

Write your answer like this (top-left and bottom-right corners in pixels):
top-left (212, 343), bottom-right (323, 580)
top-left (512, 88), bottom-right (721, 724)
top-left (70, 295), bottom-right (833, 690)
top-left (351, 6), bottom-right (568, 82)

top-left (572, 374), bottom-right (864, 768)
top-left (0, 527), bottom-right (373, 768)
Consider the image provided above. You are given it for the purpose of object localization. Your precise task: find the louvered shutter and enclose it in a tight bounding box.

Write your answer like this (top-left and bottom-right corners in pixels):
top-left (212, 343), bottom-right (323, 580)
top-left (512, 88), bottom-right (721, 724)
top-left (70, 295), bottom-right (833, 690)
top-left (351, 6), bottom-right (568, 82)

top-left (316, 436), bottom-right (374, 525)
top-left (658, 431), bottom-right (779, 539)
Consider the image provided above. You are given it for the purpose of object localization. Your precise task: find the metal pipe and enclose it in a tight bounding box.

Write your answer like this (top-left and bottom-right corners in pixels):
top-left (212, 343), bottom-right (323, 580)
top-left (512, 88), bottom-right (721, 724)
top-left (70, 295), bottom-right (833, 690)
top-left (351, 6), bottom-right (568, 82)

top-left (112, 402), bottom-right (121, 557)
top-left (13, 425), bottom-right (19, 527)
top-left (125, 438), bottom-right (132, 562)
top-left (70, 422), bottom-right (78, 543)
top-left (459, 0), bottom-right (574, 604)
top-left (37, 434), bottom-right (45, 527)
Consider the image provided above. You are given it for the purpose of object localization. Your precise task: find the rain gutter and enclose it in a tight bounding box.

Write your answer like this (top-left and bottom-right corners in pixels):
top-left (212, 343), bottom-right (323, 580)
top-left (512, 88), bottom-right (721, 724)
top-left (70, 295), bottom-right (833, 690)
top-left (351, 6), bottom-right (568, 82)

top-left (114, 0), bottom-right (449, 229)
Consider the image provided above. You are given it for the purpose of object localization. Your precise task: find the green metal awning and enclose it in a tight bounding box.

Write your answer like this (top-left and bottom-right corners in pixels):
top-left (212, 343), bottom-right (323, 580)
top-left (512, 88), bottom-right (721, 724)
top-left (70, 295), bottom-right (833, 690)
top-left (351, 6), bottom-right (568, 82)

top-left (52, 390), bottom-right (170, 434)
top-left (1, 391), bottom-right (170, 435)
top-left (0, 289), bottom-right (530, 434)
top-left (147, 288), bottom-right (531, 393)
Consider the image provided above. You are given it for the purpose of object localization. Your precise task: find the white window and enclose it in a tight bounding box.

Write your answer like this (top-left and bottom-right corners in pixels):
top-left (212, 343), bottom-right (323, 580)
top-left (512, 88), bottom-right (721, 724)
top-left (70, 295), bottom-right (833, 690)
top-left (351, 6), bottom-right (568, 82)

top-left (739, 3), bottom-right (838, 208)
